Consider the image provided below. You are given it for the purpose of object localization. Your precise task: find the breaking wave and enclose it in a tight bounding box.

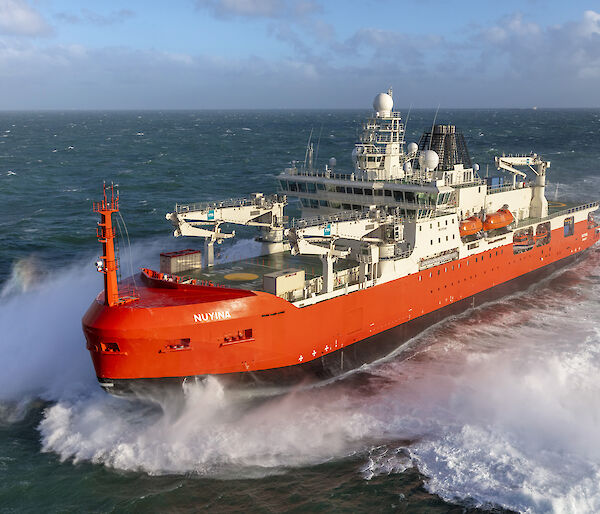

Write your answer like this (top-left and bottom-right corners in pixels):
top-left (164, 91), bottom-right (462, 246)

top-left (3, 236), bottom-right (600, 511)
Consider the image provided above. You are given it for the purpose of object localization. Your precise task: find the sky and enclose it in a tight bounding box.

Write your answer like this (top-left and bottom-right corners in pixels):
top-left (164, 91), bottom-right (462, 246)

top-left (0, 0), bottom-right (599, 109)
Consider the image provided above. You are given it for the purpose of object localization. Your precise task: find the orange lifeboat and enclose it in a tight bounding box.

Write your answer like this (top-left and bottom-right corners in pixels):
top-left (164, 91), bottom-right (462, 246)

top-left (459, 216), bottom-right (483, 237)
top-left (483, 209), bottom-right (514, 231)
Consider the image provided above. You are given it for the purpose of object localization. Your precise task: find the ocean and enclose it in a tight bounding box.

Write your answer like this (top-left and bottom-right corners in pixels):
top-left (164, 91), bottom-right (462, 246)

top-left (1, 108), bottom-right (600, 513)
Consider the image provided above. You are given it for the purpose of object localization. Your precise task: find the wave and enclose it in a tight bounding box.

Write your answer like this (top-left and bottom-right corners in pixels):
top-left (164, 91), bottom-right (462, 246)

top-left (4, 237), bottom-right (600, 511)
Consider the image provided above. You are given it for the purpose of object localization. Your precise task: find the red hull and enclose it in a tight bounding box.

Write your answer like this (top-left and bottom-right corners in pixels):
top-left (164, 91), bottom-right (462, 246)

top-left (82, 220), bottom-right (599, 387)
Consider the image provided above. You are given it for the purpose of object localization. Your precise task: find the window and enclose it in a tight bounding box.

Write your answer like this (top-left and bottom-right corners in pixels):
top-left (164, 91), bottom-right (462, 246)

top-left (342, 203), bottom-right (351, 210)
top-left (317, 183), bottom-right (325, 190)
top-left (319, 200), bottom-right (328, 207)
top-left (365, 189), bottom-right (373, 196)
top-left (353, 187), bottom-right (364, 195)
top-left (300, 198), bottom-right (310, 207)
top-left (307, 182), bottom-right (316, 193)
top-left (394, 190), bottom-right (403, 201)
top-left (336, 186), bottom-right (345, 193)
top-left (298, 182), bottom-right (307, 192)
top-left (405, 191), bottom-right (416, 203)
top-left (384, 190), bottom-right (392, 197)
top-left (310, 199), bottom-right (319, 208)
top-left (289, 182), bottom-right (298, 192)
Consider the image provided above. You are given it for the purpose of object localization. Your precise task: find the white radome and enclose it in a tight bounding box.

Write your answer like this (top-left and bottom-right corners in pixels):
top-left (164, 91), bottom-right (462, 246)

top-left (403, 161), bottom-right (412, 173)
top-left (419, 150), bottom-right (439, 170)
top-left (328, 157), bottom-right (337, 168)
top-left (473, 163), bottom-right (480, 172)
top-left (407, 142), bottom-right (418, 154)
top-left (373, 93), bottom-right (393, 115)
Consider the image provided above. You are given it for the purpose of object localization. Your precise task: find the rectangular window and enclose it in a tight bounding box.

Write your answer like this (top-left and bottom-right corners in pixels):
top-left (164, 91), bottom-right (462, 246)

top-left (289, 182), bottom-right (298, 192)
top-left (310, 199), bottom-right (319, 208)
top-left (298, 182), bottom-right (307, 192)
top-left (384, 190), bottom-right (392, 197)
top-left (316, 182), bottom-right (325, 190)
top-left (336, 185), bottom-right (346, 193)
top-left (353, 188), bottom-right (364, 195)
top-left (364, 189), bottom-right (373, 196)
top-left (374, 189), bottom-right (383, 196)
top-left (307, 182), bottom-right (317, 193)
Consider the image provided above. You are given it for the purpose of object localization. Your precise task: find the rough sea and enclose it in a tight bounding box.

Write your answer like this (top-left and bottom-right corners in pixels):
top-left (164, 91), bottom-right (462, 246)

top-left (1, 108), bottom-right (600, 513)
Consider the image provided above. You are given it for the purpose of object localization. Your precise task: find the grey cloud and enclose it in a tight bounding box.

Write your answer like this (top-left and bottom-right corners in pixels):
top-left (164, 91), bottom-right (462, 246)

top-left (0, 0), bottom-right (52, 37)
top-left (195, 0), bottom-right (320, 20)
top-left (55, 9), bottom-right (135, 26)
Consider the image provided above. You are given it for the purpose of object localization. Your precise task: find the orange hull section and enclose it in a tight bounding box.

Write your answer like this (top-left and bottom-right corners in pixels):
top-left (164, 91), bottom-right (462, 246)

top-left (82, 220), bottom-right (599, 382)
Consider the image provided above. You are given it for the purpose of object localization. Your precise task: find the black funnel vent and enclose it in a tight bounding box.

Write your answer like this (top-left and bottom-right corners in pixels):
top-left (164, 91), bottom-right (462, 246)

top-left (418, 124), bottom-right (472, 170)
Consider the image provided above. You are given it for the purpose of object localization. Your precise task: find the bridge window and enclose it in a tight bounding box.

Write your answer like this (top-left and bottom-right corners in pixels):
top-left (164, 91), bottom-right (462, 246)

top-left (405, 191), bottom-right (415, 203)
top-left (300, 198), bottom-right (310, 207)
top-left (317, 183), bottom-right (325, 190)
top-left (307, 182), bottom-right (316, 193)
top-left (384, 190), bottom-right (392, 197)
top-left (326, 184), bottom-right (336, 192)
top-left (353, 188), bottom-right (364, 195)
top-left (364, 189), bottom-right (373, 196)
top-left (336, 186), bottom-right (345, 193)
top-left (394, 191), bottom-right (403, 201)
top-left (310, 199), bottom-right (319, 208)
top-left (298, 182), bottom-right (307, 192)
top-left (374, 189), bottom-right (383, 196)
top-left (319, 200), bottom-right (328, 207)
top-left (289, 182), bottom-right (298, 192)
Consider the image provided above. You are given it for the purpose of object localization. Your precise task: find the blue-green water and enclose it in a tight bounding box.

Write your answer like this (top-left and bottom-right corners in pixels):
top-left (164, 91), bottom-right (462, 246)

top-left (1, 109), bottom-right (600, 513)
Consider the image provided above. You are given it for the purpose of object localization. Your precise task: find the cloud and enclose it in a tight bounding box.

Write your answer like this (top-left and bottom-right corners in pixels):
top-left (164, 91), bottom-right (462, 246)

top-left (55, 8), bottom-right (135, 26)
top-left (195, 0), bottom-right (320, 20)
top-left (477, 10), bottom-right (600, 80)
top-left (0, 0), bottom-right (52, 36)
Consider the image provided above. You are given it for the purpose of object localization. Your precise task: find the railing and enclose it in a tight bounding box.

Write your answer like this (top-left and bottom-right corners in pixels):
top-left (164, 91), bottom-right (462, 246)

top-left (486, 181), bottom-right (535, 194)
top-left (290, 209), bottom-right (378, 228)
top-left (549, 202), bottom-right (599, 219)
top-left (175, 194), bottom-right (283, 214)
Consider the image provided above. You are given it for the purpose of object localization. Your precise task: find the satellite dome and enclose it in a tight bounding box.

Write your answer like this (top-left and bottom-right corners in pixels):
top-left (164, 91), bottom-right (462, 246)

top-left (403, 161), bottom-right (412, 173)
top-left (419, 150), bottom-right (439, 171)
top-left (407, 142), bottom-right (418, 154)
top-left (473, 163), bottom-right (480, 172)
top-left (373, 93), bottom-right (393, 115)
top-left (328, 157), bottom-right (337, 168)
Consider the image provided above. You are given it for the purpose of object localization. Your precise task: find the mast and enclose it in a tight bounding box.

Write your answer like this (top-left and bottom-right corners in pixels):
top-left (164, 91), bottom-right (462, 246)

top-left (93, 183), bottom-right (121, 307)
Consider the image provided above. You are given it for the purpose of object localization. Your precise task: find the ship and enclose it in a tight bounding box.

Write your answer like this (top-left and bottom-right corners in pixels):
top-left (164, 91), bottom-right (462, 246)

top-left (82, 90), bottom-right (600, 395)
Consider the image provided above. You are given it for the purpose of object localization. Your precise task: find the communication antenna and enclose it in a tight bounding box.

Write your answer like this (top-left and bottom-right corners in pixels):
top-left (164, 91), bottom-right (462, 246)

top-left (314, 125), bottom-right (324, 170)
top-left (428, 104), bottom-right (441, 150)
top-left (303, 128), bottom-right (314, 171)
top-left (403, 103), bottom-right (413, 149)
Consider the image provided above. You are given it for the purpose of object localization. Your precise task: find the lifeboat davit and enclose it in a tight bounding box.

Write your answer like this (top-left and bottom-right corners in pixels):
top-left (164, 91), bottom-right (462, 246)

top-left (483, 209), bottom-right (514, 231)
top-left (459, 216), bottom-right (483, 237)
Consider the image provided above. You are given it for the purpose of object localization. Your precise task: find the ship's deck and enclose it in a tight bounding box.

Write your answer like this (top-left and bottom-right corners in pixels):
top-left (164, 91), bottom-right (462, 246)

top-left (176, 251), bottom-right (358, 292)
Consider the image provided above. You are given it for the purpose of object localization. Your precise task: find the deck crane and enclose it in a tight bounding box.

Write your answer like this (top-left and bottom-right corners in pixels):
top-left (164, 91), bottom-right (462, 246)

top-left (495, 153), bottom-right (550, 219)
top-left (166, 193), bottom-right (287, 267)
top-left (286, 209), bottom-right (402, 292)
